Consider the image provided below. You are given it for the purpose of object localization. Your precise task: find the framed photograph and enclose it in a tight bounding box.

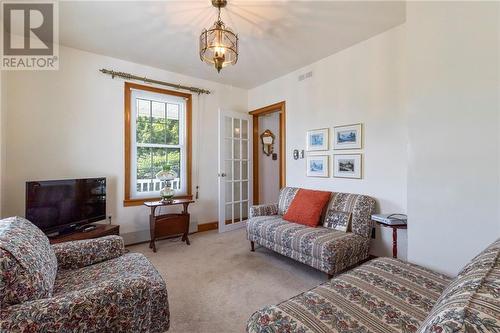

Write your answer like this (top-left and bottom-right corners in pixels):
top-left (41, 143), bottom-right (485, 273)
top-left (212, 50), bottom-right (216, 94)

top-left (333, 154), bottom-right (362, 179)
top-left (333, 124), bottom-right (362, 150)
top-left (306, 128), bottom-right (329, 151)
top-left (306, 155), bottom-right (329, 177)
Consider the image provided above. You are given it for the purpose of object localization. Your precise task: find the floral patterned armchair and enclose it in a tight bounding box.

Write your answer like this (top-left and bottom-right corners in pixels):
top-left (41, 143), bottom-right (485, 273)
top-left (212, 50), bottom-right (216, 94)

top-left (0, 216), bottom-right (169, 332)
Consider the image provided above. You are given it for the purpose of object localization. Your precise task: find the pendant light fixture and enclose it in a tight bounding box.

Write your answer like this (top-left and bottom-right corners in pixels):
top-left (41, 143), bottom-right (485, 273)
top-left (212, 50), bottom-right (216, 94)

top-left (199, 0), bottom-right (238, 73)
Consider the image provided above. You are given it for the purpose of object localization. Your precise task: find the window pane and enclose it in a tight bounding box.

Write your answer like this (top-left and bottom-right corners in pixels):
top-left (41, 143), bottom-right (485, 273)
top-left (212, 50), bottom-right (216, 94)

top-left (167, 104), bottom-right (179, 119)
top-left (151, 123), bottom-right (167, 144)
top-left (233, 118), bottom-right (241, 138)
top-left (233, 139), bottom-right (240, 159)
top-left (233, 161), bottom-right (240, 180)
top-left (166, 118), bottom-right (179, 145)
top-left (136, 119), bottom-right (151, 144)
top-left (241, 120), bottom-right (248, 139)
top-left (242, 201), bottom-right (248, 220)
top-left (137, 99), bottom-right (150, 119)
top-left (137, 147), bottom-right (152, 181)
top-left (152, 102), bottom-right (166, 123)
top-left (242, 161), bottom-right (248, 180)
top-left (241, 140), bottom-right (248, 160)
top-left (152, 147), bottom-right (167, 178)
top-left (242, 181), bottom-right (248, 200)
top-left (225, 139), bottom-right (232, 160)
top-left (234, 202), bottom-right (241, 222)
top-left (234, 181), bottom-right (240, 201)
top-left (166, 148), bottom-right (181, 189)
top-left (225, 204), bottom-right (233, 224)
top-left (225, 182), bottom-right (232, 203)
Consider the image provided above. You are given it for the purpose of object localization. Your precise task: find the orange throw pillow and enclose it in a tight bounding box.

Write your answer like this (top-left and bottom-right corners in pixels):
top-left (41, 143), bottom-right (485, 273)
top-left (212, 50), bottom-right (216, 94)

top-left (283, 189), bottom-right (331, 227)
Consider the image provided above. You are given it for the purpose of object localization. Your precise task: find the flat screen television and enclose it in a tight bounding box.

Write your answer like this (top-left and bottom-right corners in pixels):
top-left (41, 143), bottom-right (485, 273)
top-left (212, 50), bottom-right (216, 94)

top-left (26, 178), bottom-right (106, 234)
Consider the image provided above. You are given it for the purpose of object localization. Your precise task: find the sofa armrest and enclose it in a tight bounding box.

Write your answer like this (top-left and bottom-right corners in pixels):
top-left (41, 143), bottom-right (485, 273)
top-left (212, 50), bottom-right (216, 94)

top-left (250, 203), bottom-right (278, 218)
top-left (51, 235), bottom-right (125, 269)
top-left (0, 276), bottom-right (151, 332)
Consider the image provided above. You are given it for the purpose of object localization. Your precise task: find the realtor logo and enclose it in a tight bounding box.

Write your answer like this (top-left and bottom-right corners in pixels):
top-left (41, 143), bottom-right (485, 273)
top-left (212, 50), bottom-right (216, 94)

top-left (1, 1), bottom-right (59, 70)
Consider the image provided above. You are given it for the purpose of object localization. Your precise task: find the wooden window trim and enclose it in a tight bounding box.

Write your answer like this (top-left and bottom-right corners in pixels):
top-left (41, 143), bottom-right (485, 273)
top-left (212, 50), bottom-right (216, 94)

top-left (249, 101), bottom-right (286, 205)
top-left (124, 82), bottom-right (192, 207)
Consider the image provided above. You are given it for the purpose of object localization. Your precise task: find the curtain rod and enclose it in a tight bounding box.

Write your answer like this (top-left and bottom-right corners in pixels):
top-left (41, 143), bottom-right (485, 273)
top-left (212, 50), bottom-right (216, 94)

top-left (99, 69), bottom-right (211, 95)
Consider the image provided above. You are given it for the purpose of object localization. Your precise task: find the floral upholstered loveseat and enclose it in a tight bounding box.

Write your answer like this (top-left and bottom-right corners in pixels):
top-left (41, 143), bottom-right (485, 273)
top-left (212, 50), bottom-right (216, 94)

top-left (247, 187), bottom-right (376, 276)
top-left (0, 216), bottom-right (169, 332)
top-left (247, 238), bottom-right (500, 333)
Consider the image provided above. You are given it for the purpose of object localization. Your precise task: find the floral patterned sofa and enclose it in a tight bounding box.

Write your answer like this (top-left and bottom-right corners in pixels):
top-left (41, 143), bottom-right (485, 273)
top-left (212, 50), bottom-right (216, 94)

top-left (247, 187), bottom-right (376, 276)
top-left (247, 238), bottom-right (500, 333)
top-left (0, 216), bottom-right (169, 332)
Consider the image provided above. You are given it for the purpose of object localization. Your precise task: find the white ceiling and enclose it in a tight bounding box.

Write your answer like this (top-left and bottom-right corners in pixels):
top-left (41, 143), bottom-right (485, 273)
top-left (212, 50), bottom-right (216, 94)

top-left (59, 1), bottom-right (406, 89)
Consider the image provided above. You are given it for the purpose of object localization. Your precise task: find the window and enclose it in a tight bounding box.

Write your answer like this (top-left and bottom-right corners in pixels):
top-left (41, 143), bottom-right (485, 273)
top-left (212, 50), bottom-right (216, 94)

top-left (124, 82), bottom-right (192, 206)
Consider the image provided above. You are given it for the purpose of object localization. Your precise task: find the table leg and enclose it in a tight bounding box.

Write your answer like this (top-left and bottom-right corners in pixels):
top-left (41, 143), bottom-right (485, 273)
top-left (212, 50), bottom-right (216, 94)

top-left (149, 207), bottom-right (157, 253)
top-left (392, 227), bottom-right (398, 258)
top-left (182, 203), bottom-right (191, 245)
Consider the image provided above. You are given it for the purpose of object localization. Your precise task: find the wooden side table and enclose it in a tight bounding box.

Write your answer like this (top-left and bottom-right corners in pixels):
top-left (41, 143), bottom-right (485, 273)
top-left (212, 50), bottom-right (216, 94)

top-left (373, 221), bottom-right (407, 259)
top-left (144, 199), bottom-right (194, 252)
top-left (49, 224), bottom-right (120, 244)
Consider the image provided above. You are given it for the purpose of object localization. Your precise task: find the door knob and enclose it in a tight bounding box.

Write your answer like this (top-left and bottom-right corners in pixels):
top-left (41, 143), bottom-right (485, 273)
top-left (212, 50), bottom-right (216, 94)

top-left (219, 173), bottom-right (227, 177)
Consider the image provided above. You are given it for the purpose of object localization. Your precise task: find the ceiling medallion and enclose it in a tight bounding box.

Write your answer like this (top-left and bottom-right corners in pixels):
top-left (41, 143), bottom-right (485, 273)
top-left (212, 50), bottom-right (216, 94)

top-left (199, 0), bottom-right (238, 73)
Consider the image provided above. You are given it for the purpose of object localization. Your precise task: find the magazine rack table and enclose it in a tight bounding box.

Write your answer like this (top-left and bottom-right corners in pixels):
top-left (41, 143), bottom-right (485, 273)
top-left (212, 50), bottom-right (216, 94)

top-left (144, 199), bottom-right (195, 252)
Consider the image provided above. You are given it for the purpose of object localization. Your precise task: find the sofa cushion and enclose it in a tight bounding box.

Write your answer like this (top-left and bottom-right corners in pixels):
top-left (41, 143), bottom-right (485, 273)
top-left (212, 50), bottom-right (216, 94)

top-left (247, 215), bottom-right (370, 274)
top-left (0, 216), bottom-right (58, 306)
top-left (324, 209), bottom-right (352, 232)
top-left (283, 189), bottom-right (331, 227)
top-left (277, 187), bottom-right (299, 215)
top-left (417, 238), bottom-right (500, 333)
top-left (247, 257), bottom-right (451, 333)
top-left (325, 192), bottom-right (376, 238)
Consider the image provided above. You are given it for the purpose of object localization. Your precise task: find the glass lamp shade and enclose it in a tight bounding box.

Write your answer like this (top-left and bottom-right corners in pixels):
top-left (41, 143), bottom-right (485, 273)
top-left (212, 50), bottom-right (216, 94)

top-left (156, 170), bottom-right (177, 201)
top-left (200, 20), bottom-right (238, 73)
top-left (156, 170), bottom-right (177, 181)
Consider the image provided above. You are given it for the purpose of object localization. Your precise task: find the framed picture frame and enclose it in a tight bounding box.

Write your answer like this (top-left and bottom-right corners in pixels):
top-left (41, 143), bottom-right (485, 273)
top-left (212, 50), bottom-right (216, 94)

top-left (306, 128), bottom-right (329, 151)
top-left (333, 124), bottom-right (362, 150)
top-left (306, 155), bottom-right (329, 177)
top-left (333, 154), bottom-right (362, 179)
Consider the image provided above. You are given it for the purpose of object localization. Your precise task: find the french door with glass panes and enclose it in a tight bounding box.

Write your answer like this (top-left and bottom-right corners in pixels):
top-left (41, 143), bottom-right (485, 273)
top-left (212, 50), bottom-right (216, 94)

top-left (218, 110), bottom-right (252, 232)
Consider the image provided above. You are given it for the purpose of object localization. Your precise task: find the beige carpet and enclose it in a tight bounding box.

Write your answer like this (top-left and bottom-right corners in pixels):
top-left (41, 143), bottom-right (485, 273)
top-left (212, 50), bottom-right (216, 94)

top-left (128, 227), bottom-right (325, 333)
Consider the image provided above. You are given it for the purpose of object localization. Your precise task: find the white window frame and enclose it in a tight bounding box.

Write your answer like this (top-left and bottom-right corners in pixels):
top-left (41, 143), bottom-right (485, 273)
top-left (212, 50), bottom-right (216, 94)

top-left (130, 88), bottom-right (187, 199)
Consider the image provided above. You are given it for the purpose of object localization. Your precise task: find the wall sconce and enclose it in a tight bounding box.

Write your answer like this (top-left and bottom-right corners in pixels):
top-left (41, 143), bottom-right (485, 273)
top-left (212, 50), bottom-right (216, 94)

top-left (260, 129), bottom-right (275, 156)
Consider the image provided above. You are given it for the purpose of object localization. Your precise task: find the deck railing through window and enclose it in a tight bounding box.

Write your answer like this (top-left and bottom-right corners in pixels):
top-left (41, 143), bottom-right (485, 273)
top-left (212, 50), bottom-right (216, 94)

top-left (136, 178), bottom-right (180, 193)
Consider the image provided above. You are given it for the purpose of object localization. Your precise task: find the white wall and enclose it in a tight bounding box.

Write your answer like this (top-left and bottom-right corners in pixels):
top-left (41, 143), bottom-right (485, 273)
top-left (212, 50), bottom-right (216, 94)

top-left (2, 46), bottom-right (248, 243)
top-left (248, 25), bottom-right (408, 259)
top-left (258, 112), bottom-right (280, 204)
top-left (406, 2), bottom-right (500, 276)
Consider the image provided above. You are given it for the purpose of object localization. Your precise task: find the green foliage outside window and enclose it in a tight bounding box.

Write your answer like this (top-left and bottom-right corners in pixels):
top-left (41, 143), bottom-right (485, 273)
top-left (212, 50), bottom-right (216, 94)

top-left (136, 115), bottom-right (181, 180)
